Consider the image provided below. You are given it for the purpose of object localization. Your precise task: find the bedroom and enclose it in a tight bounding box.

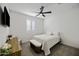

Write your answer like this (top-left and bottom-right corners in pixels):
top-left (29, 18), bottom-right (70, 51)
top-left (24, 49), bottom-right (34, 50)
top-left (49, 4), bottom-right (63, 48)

top-left (0, 3), bottom-right (79, 56)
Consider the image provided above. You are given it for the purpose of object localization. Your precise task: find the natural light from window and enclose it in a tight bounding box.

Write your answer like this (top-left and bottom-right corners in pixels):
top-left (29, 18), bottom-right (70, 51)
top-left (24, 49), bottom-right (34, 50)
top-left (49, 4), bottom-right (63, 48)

top-left (32, 21), bottom-right (35, 31)
top-left (26, 20), bottom-right (35, 32)
top-left (26, 20), bottom-right (31, 31)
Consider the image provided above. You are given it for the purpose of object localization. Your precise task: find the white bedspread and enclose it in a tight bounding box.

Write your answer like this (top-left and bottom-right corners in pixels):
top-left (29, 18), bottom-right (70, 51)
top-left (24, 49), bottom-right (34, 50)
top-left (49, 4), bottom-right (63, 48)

top-left (33, 34), bottom-right (60, 55)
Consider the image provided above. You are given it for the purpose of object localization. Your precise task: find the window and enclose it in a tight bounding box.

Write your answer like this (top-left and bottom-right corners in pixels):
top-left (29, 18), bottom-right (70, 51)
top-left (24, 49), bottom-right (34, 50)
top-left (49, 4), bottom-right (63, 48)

top-left (26, 20), bottom-right (35, 31)
top-left (32, 21), bottom-right (35, 31)
top-left (26, 20), bottom-right (31, 31)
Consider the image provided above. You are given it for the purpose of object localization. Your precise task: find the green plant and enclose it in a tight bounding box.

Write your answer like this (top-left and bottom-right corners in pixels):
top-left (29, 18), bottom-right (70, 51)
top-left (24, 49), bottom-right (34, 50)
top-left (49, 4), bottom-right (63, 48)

top-left (0, 48), bottom-right (11, 56)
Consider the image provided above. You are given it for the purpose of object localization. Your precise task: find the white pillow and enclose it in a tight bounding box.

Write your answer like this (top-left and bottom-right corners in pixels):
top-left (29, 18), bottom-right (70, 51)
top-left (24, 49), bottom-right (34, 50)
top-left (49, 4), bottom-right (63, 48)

top-left (46, 32), bottom-right (54, 35)
top-left (46, 32), bottom-right (51, 35)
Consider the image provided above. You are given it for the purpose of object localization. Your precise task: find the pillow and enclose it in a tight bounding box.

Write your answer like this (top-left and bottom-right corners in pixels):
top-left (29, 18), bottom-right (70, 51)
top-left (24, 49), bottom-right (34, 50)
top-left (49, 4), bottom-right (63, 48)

top-left (46, 32), bottom-right (53, 35)
top-left (46, 32), bottom-right (60, 35)
top-left (53, 32), bottom-right (60, 35)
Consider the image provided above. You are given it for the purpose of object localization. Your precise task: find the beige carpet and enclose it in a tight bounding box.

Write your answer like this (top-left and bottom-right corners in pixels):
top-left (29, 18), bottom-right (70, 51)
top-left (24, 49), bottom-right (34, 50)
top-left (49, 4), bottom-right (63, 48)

top-left (21, 42), bottom-right (79, 56)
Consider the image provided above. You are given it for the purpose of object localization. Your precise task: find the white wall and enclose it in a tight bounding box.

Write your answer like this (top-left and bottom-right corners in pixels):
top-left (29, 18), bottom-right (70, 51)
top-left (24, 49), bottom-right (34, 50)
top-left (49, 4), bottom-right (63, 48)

top-left (9, 9), bottom-right (44, 43)
top-left (9, 10), bottom-right (28, 43)
top-left (44, 3), bottom-right (79, 48)
top-left (0, 26), bottom-right (9, 47)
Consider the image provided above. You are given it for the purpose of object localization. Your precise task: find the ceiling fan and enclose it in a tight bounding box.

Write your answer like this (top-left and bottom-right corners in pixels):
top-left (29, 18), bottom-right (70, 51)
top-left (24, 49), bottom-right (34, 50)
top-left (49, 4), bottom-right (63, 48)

top-left (36, 6), bottom-right (52, 17)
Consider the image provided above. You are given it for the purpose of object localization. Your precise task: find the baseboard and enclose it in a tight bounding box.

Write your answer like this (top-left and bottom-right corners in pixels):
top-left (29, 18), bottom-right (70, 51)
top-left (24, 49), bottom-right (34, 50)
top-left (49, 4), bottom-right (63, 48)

top-left (61, 42), bottom-right (79, 49)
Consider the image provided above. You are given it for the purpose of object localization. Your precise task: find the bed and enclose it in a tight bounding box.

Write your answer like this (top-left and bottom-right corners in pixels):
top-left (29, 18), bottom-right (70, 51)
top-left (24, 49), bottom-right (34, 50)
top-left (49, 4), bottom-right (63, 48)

top-left (33, 32), bottom-right (60, 55)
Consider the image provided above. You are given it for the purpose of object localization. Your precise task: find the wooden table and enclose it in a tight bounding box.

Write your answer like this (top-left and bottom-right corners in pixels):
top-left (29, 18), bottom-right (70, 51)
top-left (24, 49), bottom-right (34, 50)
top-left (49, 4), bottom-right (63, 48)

top-left (7, 37), bottom-right (22, 56)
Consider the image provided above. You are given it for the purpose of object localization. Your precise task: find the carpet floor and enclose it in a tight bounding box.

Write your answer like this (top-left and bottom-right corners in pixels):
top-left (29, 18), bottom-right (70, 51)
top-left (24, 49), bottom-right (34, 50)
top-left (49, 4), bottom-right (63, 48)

top-left (21, 42), bottom-right (79, 56)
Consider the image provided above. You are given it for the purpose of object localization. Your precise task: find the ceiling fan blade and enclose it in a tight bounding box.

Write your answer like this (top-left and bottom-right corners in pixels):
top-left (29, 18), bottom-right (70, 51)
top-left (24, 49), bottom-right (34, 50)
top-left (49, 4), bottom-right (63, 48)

top-left (42, 13), bottom-right (45, 17)
top-left (36, 13), bottom-right (40, 16)
top-left (43, 11), bottom-right (52, 14)
top-left (40, 6), bottom-right (44, 10)
top-left (36, 6), bottom-right (52, 17)
top-left (40, 6), bottom-right (44, 13)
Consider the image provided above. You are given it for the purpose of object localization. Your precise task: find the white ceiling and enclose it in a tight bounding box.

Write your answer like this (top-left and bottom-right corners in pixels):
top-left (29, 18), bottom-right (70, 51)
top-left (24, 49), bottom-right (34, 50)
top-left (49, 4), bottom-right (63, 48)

top-left (0, 3), bottom-right (54, 17)
top-left (1, 3), bottom-right (79, 18)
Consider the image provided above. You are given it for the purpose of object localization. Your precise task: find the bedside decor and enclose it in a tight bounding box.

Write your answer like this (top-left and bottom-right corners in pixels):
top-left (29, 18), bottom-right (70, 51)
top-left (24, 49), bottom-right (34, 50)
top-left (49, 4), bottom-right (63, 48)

top-left (0, 43), bottom-right (12, 56)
